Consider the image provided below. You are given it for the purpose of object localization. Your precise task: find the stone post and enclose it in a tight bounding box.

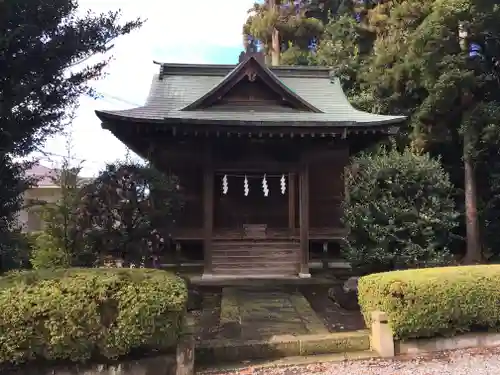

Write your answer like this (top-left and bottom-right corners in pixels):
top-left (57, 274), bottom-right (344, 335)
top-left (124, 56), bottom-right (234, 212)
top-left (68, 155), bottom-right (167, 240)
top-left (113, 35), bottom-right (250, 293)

top-left (370, 311), bottom-right (395, 357)
top-left (176, 334), bottom-right (195, 375)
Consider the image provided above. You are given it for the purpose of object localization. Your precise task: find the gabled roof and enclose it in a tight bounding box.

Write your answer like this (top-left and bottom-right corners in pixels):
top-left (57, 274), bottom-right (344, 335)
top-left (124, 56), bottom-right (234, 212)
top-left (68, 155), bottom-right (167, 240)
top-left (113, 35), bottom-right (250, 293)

top-left (95, 56), bottom-right (406, 129)
top-left (182, 54), bottom-right (322, 113)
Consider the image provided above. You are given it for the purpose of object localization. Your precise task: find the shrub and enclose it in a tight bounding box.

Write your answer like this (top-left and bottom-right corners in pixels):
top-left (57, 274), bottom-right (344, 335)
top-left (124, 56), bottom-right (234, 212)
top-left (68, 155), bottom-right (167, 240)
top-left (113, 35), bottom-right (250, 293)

top-left (342, 148), bottom-right (458, 274)
top-left (0, 268), bottom-right (187, 367)
top-left (30, 232), bottom-right (71, 270)
top-left (75, 162), bottom-right (182, 267)
top-left (358, 265), bottom-right (500, 340)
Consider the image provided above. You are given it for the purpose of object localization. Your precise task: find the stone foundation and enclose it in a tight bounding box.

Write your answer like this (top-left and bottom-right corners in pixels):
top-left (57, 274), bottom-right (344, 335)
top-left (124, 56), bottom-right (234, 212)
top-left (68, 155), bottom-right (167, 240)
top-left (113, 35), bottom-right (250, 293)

top-left (5, 335), bottom-right (194, 375)
top-left (369, 311), bottom-right (500, 357)
top-left (6, 355), bottom-right (176, 375)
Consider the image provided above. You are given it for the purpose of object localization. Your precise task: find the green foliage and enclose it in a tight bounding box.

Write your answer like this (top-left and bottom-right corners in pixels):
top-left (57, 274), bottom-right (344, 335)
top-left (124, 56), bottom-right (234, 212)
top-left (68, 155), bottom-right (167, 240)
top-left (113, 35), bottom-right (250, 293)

top-left (244, 0), bottom-right (334, 64)
top-left (316, 1), bottom-right (500, 154)
top-left (316, 14), bottom-right (368, 96)
top-left (0, 157), bottom-right (34, 273)
top-left (0, 1), bottom-right (143, 156)
top-left (74, 162), bottom-right (182, 266)
top-left (280, 44), bottom-right (314, 65)
top-left (36, 157), bottom-right (91, 267)
top-left (0, 0), bottom-right (143, 273)
top-left (0, 268), bottom-right (187, 368)
top-left (358, 265), bottom-right (500, 339)
top-left (479, 148), bottom-right (500, 259)
top-left (30, 232), bottom-right (71, 270)
top-left (316, 0), bottom-right (500, 262)
top-left (342, 148), bottom-right (458, 273)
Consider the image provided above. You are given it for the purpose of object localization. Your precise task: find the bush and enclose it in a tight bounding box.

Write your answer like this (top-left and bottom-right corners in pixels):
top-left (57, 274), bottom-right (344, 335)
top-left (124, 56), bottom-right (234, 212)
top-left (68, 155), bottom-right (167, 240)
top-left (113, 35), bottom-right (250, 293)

top-left (342, 148), bottom-right (458, 274)
top-left (358, 265), bottom-right (500, 340)
top-left (30, 232), bottom-right (71, 270)
top-left (75, 162), bottom-right (182, 267)
top-left (0, 268), bottom-right (187, 367)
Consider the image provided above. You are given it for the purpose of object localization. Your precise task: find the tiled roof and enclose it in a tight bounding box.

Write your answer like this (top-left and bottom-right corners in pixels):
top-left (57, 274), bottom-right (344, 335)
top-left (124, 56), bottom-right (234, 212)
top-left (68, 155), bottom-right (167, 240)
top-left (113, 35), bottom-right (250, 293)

top-left (25, 164), bottom-right (92, 188)
top-left (26, 164), bottom-right (58, 187)
top-left (95, 58), bottom-right (406, 127)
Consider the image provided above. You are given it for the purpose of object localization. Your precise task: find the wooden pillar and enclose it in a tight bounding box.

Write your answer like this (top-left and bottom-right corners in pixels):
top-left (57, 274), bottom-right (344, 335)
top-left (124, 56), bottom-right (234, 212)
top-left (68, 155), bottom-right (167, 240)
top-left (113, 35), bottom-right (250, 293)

top-left (288, 172), bottom-right (296, 233)
top-left (202, 149), bottom-right (214, 277)
top-left (299, 160), bottom-right (310, 278)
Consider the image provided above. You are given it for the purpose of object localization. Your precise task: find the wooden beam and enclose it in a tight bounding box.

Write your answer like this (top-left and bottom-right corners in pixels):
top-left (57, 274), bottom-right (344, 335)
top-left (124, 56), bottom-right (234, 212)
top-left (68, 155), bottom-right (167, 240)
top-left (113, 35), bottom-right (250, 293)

top-left (299, 158), bottom-right (310, 278)
top-left (214, 162), bottom-right (298, 173)
top-left (288, 172), bottom-right (296, 231)
top-left (202, 147), bottom-right (214, 276)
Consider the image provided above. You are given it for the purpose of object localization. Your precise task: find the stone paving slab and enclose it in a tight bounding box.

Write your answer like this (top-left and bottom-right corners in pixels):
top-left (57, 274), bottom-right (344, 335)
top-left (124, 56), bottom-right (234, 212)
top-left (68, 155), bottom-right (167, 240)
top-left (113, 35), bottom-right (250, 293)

top-left (195, 330), bottom-right (371, 365)
top-left (218, 287), bottom-right (329, 340)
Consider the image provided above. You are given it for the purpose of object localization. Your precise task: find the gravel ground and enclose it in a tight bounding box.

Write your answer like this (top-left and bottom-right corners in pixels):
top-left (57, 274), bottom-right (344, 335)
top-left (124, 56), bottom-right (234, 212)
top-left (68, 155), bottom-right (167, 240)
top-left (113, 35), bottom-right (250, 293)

top-left (201, 347), bottom-right (500, 375)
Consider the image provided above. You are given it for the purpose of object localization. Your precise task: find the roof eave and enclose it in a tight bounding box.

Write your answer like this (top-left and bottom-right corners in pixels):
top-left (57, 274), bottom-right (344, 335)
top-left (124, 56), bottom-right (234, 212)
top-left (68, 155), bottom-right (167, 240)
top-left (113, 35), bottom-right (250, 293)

top-left (161, 116), bottom-right (406, 128)
top-left (95, 112), bottom-right (405, 130)
top-left (95, 110), bottom-right (165, 128)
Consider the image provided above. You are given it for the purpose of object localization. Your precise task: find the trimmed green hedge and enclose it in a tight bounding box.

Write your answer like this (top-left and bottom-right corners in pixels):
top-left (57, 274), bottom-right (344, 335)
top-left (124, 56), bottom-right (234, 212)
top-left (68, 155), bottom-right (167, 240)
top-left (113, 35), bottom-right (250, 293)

top-left (0, 268), bottom-right (187, 367)
top-left (358, 265), bottom-right (500, 340)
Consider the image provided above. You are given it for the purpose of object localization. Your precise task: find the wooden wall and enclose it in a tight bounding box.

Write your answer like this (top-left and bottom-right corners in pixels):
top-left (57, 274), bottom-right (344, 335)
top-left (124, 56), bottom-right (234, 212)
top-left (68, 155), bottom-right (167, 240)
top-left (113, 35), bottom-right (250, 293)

top-left (308, 147), bottom-right (349, 229)
top-left (213, 173), bottom-right (289, 229)
top-left (173, 165), bottom-right (203, 229)
top-left (153, 139), bottom-right (349, 238)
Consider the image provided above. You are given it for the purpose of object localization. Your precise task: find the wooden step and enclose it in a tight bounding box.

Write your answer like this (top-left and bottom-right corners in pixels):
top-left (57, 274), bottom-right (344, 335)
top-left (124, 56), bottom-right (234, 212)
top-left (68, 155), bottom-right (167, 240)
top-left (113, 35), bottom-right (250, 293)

top-left (212, 239), bottom-right (299, 276)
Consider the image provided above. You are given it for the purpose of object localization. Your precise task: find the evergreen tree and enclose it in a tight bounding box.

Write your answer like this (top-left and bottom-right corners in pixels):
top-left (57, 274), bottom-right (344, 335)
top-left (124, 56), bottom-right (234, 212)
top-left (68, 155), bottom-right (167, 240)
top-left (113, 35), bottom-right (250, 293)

top-left (31, 129), bottom-right (90, 268)
top-left (244, 0), bottom-right (339, 65)
top-left (316, 0), bottom-right (500, 262)
top-left (0, 0), bottom-right (143, 270)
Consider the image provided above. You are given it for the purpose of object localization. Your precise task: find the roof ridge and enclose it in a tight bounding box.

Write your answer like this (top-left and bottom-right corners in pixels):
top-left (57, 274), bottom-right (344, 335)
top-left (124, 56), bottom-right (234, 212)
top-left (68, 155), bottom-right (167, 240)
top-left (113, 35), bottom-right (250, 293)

top-left (155, 61), bottom-right (331, 79)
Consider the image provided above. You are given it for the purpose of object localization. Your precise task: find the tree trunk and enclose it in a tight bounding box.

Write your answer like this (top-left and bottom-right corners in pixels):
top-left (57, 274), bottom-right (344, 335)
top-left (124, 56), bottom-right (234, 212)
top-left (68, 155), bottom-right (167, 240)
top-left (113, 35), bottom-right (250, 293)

top-left (463, 129), bottom-right (482, 264)
top-left (458, 24), bottom-right (482, 264)
top-left (271, 28), bottom-right (280, 66)
top-left (269, 0), bottom-right (280, 66)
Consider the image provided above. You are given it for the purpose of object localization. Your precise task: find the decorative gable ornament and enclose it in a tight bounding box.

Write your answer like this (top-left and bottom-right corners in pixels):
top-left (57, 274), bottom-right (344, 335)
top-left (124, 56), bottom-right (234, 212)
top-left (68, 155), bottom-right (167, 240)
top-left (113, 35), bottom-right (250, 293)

top-left (246, 69), bottom-right (258, 82)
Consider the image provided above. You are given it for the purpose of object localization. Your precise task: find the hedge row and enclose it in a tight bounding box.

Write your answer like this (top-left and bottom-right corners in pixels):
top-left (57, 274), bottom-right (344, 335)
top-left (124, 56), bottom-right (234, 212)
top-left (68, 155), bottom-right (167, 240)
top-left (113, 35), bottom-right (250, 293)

top-left (0, 268), bottom-right (187, 367)
top-left (358, 265), bottom-right (500, 340)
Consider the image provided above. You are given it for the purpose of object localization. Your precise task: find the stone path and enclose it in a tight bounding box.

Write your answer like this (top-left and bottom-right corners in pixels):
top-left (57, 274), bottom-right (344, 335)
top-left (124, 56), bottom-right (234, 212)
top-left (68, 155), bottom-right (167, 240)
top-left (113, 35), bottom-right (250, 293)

top-left (218, 287), bottom-right (329, 340)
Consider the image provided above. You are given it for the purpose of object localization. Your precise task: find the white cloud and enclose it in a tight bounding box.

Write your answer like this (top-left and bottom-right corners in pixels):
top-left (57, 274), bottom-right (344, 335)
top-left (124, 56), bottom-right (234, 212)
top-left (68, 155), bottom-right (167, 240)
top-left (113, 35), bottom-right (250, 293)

top-left (37, 0), bottom-right (254, 177)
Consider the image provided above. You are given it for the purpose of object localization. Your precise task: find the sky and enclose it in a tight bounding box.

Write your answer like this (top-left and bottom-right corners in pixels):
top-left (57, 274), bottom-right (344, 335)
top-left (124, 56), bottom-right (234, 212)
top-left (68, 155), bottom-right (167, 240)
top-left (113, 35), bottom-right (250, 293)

top-left (35, 0), bottom-right (254, 177)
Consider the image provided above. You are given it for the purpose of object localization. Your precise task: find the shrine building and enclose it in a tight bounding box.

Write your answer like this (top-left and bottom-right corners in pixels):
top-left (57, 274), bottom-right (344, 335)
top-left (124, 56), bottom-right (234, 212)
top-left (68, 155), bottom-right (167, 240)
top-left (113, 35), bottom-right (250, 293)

top-left (95, 48), bottom-right (406, 279)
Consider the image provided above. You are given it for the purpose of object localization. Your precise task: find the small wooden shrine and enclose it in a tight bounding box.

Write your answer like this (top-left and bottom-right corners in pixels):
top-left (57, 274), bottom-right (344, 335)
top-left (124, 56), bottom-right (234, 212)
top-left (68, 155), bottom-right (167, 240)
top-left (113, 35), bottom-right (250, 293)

top-left (95, 48), bottom-right (406, 279)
